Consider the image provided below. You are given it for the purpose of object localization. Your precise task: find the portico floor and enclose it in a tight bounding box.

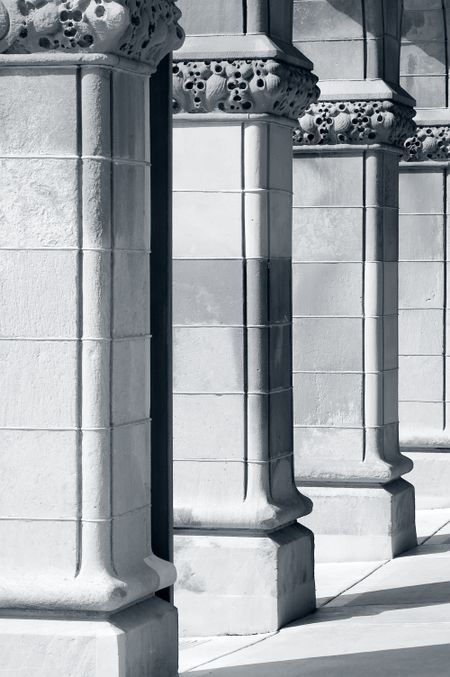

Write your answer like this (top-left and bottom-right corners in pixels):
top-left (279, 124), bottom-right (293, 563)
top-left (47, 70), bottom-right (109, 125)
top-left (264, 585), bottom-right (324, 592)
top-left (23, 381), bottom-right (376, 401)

top-left (180, 509), bottom-right (450, 676)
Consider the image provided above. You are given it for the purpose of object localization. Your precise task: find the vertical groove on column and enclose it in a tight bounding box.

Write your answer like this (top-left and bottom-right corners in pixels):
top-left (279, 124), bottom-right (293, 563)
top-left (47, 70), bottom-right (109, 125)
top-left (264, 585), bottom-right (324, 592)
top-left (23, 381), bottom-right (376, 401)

top-left (381, 0), bottom-right (386, 82)
top-left (443, 168), bottom-right (447, 431)
top-left (362, 150), bottom-right (367, 461)
top-left (442, 0), bottom-right (449, 107)
top-left (109, 68), bottom-right (117, 577)
top-left (75, 65), bottom-right (84, 577)
top-left (242, 0), bottom-right (247, 34)
top-left (266, 123), bottom-right (272, 497)
top-left (361, 0), bottom-right (367, 80)
top-left (241, 122), bottom-right (249, 500)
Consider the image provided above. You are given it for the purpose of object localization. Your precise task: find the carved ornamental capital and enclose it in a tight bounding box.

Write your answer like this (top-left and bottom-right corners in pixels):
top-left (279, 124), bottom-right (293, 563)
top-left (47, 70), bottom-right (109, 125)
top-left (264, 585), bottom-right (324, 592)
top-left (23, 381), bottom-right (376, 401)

top-left (404, 126), bottom-right (450, 162)
top-left (294, 99), bottom-right (416, 149)
top-left (172, 58), bottom-right (319, 120)
top-left (0, 0), bottom-right (183, 68)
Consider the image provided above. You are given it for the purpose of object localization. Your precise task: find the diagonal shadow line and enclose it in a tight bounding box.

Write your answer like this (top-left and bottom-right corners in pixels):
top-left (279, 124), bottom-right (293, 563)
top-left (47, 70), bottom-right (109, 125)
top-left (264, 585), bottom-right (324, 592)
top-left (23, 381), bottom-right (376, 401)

top-left (184, 643), bottom-right (450, 677)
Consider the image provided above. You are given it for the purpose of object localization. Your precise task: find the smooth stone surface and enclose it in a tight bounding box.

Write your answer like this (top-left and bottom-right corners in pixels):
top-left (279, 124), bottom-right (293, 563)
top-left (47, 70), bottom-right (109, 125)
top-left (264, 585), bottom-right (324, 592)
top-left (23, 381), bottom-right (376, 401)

top-left (300, 479), bottom-right (417, 562)
top-left (175, 524), bottom-right (315, 637)
top-left (0, 597), bottom-right (177, 677)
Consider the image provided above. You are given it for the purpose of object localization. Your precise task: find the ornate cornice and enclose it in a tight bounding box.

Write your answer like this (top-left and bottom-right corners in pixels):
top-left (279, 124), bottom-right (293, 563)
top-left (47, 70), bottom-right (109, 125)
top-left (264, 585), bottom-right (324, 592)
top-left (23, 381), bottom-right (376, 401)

top-left (0, 0), bottom-right (183, 68)
top-left (294, 99), bottom-right (416, 148)
top-left (172, 58), bottom-right (319, 120)
top-left (404, 125), bottom-right (450, 161)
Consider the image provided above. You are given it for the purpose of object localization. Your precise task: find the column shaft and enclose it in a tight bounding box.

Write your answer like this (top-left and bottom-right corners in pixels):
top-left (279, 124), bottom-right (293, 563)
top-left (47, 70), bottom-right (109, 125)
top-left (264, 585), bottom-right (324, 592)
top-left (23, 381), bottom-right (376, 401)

top-left (292, 0), bottom-right (417, 562)
top-left (172, 0), bottom-right (319, 635)
top-left (0, 1), bottom-right (183, 672)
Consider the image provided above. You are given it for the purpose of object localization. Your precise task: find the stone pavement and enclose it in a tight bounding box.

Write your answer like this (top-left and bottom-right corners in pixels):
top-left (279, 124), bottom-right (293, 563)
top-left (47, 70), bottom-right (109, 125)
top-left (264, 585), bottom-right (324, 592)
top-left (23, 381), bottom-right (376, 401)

top-left (180, 509), bottom-right (450, 676)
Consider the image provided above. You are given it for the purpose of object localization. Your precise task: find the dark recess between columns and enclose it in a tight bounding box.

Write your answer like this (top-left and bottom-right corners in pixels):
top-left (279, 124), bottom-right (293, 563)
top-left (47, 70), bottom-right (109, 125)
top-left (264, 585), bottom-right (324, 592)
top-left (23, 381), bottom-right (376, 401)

top-left (150, 54), bottom-right (174, 604)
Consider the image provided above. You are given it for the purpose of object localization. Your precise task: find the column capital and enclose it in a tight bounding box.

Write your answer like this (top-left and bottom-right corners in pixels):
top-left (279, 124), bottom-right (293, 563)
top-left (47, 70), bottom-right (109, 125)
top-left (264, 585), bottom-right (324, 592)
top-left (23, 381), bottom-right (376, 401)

top-left (295, 99), bottom-right (416, 149)
top-left (172, 57), bottom-right (319, 120)
top-left (0, 0), bottom-right (184, 70)
top-left (405, 125), bottom-right (450, 162)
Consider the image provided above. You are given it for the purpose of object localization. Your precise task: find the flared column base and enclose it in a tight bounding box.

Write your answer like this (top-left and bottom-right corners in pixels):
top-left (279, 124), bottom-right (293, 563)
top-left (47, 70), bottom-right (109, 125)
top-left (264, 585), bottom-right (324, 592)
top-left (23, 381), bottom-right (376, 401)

top-left (0, 597), bottom-right (177, 677)
top-left (402, 449), bottom-right (450, 509)
top-left (300, 479), bottom-right (417, 562)
top-left (175, 523), bottom-right (315, 636)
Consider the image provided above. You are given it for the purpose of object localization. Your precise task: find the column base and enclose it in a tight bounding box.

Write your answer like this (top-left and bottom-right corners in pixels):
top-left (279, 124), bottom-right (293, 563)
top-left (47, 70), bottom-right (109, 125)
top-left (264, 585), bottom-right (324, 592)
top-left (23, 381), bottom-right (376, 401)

top-left (175, 523), bottom-right (315, 637)
top-left (299, 479), bottom-right (417, 562)
top-left (0, 597), bottom-right (177, 677)
top-left (402, 449), bottom-right (450, 509)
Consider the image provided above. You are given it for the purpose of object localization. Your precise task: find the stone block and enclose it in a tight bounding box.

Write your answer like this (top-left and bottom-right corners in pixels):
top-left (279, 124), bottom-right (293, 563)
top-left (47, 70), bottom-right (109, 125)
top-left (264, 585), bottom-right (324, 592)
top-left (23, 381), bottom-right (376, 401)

top-left (293, 155), bottom-right (364, 208)
top-left (112, 71), bottom-right (149, 162)
top-left (173, 326), bottom-right (244, 393)
top-left (174, 459), bottom-right (246, 514)
top-left (399, 355), bottom-right (443, 402)
top-left (173, 259), bottom-right (244, 326)
top-left (399, 402), bottom-right (444, 439)
top-left (173, 393), bottom-right (245, 461)
top-left (293, 262), bottom-right (363, 316)
top-left (0, 340), bottom-right (78, 428)
top-left (173, 123), bottom-right (241, 191)
top-left (0, 158), bottom-right (79, 249)
top-left (175, 524), bottom-right (315, 636)
top-left (294, 39), bottom-right (365, 79)
top-left (399, 170), bottom-right (444, 214)
top-left (81, 340), bottom-right (110, 428)
top-left (0, 597), bottom-right (177, 677)
top-left (177, 0), bottom-right (243, 35)
top-left (294, 427), bottom-right (364, 475)
top-left (400, 40), bottom-right (446, 76)
top-left (0, 250), bottom-right (78, 338)
top-left (0, 68), bottom-right (78, 156)
top-left (402, 8), bottom-right (444, 41)
top-left (111, 337), bottom-right (150, 425)
top-left (293, 317), bottom-right (363, 372)
top-left (243, 190), bottom-right (293, 260)
top-left (300, 479), bottom-right (417, 562)
top-left (113, 163), bottom-right (150, 251)
top-left (0, 519), bottom-right (77, 575)
top-left (399, 309), bottom-right (443, 355)
top-left (399, 261), bottom-right (444, 309)
top-left (267, 190), bottom-right (293, 258)
top-left (293, 372), bottom-right (363, 427)
top-left (293, 0), bottom-right (362, 41)
top-left (82, 159), bottom-right (112, 250)
top-left (400, 74), bottom-right (446, 108)
top-left (293, 206), bottom-right (362, 262)
top-left (173, 191), bottom-right (242, 259)
top-left (112, 251), bottom-right (150, 338)
top-left (112, 507), bottom-right (151, 575)
top-left (383, 369), bottom-right (399, 425)
top-left (112, 421), bottom-right (150, 516)
top-left (268, 122), bottom-right (293, 192)
top-left (247, 326), bottom-right (292, 393)
top-left (383, 315), bottom-right (399, 371)
top-left (381, 154), bottom-right (400, 210)
top-left (245, 260), bottom-right (272, 325)
top-left (399, 214), bottom-right (444, 262)
top-left (382, 207), bottom-right (399, 262)
top-left (0, 430), bottom-right (78, 519)
top-left (246, 390), bottom-right (293, 460)
top-left (382, 262), bottom-right (398, 316)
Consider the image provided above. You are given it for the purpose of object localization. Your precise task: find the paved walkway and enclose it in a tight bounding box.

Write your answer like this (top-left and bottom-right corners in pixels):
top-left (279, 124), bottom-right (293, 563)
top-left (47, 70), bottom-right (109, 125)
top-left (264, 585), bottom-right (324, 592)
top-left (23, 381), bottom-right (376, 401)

top-left (180, 509), bottom-right (450, 676)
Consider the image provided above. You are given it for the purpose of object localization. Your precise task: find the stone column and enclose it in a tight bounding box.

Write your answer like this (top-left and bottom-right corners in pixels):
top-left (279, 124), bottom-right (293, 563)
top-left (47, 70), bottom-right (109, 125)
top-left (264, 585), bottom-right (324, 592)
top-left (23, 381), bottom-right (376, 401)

top-left (398, 1), bottom-right (450, 509)
top-left (292, 0), bottom-right (418, 561)
top-left (172, 0), bottom-right (319, 636)
top-left (0, 2), bottom-right (183, 675)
